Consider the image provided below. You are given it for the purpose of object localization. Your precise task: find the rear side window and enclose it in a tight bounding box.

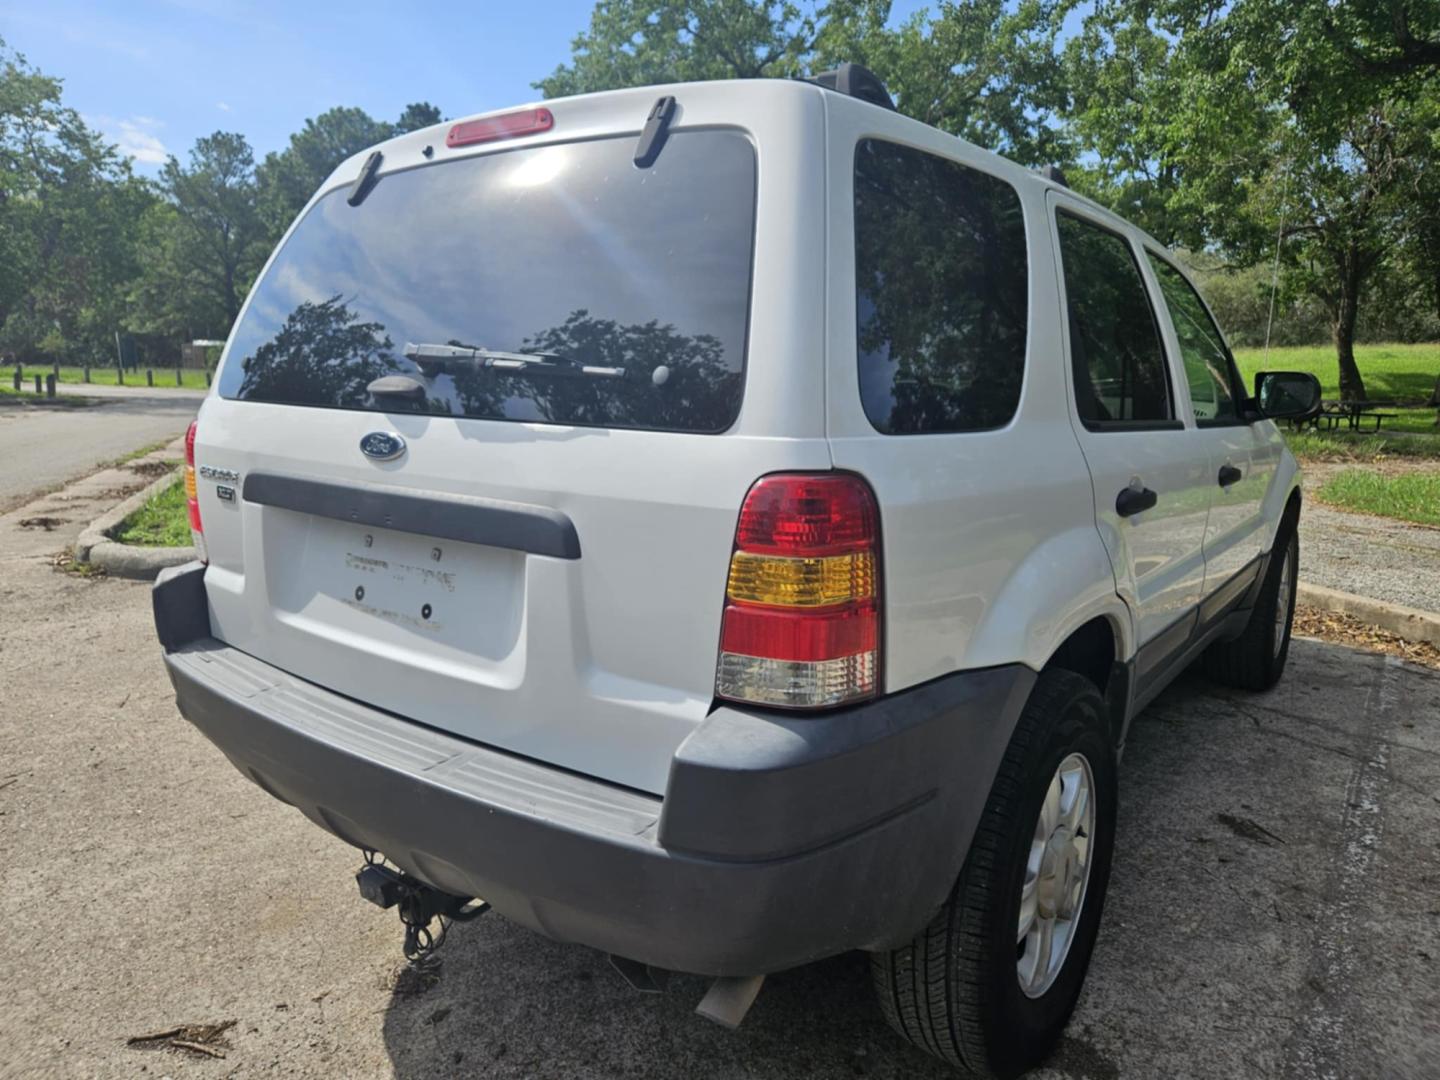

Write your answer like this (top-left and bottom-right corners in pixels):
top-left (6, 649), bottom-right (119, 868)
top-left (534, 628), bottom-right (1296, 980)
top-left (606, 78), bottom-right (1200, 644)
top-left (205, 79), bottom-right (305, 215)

top-left (1146, 254), bottom-right (1242, 422)
top-left (854, 139), bottom-right (1028, 434)
top-left (218, 132), bottom-right (756, 434)
top-left (1056, 212), bottom-right (1174, 426)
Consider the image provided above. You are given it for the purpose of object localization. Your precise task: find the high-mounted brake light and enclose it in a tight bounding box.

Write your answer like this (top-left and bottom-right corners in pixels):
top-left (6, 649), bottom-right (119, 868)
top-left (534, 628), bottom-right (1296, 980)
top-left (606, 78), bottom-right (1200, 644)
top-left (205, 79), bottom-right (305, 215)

top-left (716, 474), bottom-right (881, 709)
top-left (184, 420), bottom-right (208, 564)
top-left (446, 108), bottom-right (554, 149)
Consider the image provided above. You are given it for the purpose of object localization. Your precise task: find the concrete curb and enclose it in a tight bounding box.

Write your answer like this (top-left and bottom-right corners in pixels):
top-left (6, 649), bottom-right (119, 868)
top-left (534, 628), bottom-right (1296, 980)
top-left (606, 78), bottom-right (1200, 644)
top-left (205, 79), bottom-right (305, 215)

top-left (1297, 581), bottom-right (1440, 647)
top-left (74, 468), bottom-right (195, 580)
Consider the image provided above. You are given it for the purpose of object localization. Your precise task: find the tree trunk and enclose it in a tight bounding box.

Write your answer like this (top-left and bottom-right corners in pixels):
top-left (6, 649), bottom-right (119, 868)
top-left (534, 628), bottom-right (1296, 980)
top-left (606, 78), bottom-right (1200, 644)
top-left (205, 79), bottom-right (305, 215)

top-left (1332, 255), bottom-right (1368, 402)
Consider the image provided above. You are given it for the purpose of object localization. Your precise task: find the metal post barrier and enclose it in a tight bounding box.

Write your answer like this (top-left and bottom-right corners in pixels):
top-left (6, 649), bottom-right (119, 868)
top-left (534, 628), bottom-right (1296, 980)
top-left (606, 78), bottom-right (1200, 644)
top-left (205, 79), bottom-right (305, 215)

top-left (205, 370), bottom-right (212, 387)
top-left (146, 369), bottom-right (154, 387)
top-left (175, 367), bottom-right (182, 386)
top-left (83, 366), bottom-right (91, 383)
top-left (33, 375), bottom-right (42, 394)
top-left (11, 368), bottom-right (19, 392)
top-left (45, 373), bottom-right (56, 398)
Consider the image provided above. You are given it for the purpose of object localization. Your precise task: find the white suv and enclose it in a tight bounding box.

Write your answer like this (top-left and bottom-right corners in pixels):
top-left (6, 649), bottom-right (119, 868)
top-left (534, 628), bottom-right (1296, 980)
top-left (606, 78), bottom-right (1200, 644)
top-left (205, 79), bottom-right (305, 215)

top-left (153, 65), bottom-right (1321, 1077)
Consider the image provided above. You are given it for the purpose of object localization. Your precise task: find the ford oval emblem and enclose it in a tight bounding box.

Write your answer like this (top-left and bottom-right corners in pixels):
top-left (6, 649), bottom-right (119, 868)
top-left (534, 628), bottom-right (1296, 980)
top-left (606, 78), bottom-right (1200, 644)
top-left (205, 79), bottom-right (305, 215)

top-left (360, 431), bottom-right (406, 461)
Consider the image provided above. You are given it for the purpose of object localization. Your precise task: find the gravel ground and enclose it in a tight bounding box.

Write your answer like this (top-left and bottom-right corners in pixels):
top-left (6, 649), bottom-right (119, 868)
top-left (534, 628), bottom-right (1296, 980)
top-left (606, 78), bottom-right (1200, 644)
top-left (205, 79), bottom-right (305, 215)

top-left (3, 472), bottom-right (1439, 1079)
top-left (1299, 498), bottom-right (1440, 613)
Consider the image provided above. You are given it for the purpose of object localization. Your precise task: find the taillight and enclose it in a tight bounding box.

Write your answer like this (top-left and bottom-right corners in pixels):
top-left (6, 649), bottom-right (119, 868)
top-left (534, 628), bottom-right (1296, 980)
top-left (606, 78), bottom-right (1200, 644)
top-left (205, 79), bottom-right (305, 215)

top-left (716, 474), bottom-right (881, 709)
top-left (446, 107), bottom-right (554, 149)
top-left (184, 420), bottom-right (208, 563)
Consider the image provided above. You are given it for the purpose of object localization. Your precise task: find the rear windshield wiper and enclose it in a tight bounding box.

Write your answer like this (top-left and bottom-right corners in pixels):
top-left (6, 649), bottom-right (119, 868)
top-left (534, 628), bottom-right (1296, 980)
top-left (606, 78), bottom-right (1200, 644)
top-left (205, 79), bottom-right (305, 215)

top-left (403, 342), bottom-right (626, 379)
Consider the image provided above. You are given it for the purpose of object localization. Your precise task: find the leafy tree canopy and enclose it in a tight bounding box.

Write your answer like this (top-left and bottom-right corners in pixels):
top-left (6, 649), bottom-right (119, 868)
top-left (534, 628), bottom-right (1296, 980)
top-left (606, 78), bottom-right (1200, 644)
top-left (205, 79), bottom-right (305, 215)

top-left (255, 102), bottom-right (443, 240)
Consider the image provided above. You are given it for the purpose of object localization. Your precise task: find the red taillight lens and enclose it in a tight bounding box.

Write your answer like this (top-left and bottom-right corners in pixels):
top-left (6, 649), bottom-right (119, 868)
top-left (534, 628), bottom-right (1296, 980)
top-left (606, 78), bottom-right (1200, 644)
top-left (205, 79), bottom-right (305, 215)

top-left (183, 420), bottom-right (207, 562)
top-left (446, 107), bottom-right (554, 149)
top-left (734, 474), bottom-right (878, 555)
top-left (184, 421), bottom-right (201, 532)
top-left (716, 473), bottom-right (881, 709)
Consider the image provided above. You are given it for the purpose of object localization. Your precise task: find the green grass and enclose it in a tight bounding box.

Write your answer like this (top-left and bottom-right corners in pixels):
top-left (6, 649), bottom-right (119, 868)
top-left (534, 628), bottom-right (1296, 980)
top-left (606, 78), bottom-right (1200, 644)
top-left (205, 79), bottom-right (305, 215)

top-left (1233, 342), bottom-right (1439, 400)
top-left (1282, 429), bottom-right (1440, 462)
top-left (107, 440), bottom-right (176, 467)
top-left (1235, 342), bottom-right (1440, 455)
top-left (1317, 469), bottom-right (1440, 527)
top-left (111, 476), bottom-right (193, 547)
top-left (6, 364), bottom-right (210, 389)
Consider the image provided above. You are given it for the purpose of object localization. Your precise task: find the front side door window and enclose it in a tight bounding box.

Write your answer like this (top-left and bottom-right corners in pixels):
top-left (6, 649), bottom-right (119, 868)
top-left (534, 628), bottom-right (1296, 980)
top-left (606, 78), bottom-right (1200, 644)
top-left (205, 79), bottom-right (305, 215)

top-left (1144, 255), bottom-right (1243, 424)
top-left (1056, 211), bottom-right (1175, 428)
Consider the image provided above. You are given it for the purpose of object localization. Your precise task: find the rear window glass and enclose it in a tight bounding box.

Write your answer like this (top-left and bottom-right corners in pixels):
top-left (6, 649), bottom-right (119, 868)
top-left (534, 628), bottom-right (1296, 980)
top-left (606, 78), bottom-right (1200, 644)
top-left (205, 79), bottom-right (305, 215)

top-left (853, 139), bottom-right (1028, 434)
top-left (218, 132), bottom-right (756, 433)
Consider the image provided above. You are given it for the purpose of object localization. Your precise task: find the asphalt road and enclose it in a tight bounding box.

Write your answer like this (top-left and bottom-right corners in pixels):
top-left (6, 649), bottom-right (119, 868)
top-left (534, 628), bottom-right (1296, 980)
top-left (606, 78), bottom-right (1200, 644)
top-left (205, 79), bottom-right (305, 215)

top-left (1, 475), bottom-right (1437, 1079)
top-left (0, 393), bottom-right (201, 512)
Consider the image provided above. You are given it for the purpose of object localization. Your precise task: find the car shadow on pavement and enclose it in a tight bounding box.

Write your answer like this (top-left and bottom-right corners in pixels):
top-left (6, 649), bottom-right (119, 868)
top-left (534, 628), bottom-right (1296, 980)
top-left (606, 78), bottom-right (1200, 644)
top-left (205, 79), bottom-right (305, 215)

top-left (380, 923), bottom-right (959, 1079)
top-left (377, 886), bottom-right (1123, 1080)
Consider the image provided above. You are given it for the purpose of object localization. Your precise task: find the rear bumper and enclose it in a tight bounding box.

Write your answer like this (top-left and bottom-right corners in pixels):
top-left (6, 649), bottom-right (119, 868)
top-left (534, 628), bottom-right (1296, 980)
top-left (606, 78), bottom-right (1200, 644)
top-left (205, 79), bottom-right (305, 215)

top-left (154, 562), bottom-right (1034, 976)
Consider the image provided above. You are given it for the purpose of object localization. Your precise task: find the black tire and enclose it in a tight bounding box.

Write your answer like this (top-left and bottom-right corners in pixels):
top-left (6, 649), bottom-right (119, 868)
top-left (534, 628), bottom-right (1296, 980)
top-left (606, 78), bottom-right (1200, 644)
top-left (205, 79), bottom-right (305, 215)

top-left (1201, 512), bottom-right (1299, 692)
top-left (870, 669), bottom-right (1117, 1078)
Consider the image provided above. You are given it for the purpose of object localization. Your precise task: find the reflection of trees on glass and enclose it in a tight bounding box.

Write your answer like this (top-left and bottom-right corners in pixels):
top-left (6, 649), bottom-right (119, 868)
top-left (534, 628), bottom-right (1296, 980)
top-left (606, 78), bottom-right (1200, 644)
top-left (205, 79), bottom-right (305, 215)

top-left (1146, 256), bottom-right (1237, 420)
top-left (236, 295), bottom-right (394, 407)
top-left (231, 301), bottom-right (738, 431)
top-left (1056, 214), bottom-right (1172, 423)
top-left (854, 139), bottom-right (1028, 434)
top-left (449, 309), bottom-right (736, 432)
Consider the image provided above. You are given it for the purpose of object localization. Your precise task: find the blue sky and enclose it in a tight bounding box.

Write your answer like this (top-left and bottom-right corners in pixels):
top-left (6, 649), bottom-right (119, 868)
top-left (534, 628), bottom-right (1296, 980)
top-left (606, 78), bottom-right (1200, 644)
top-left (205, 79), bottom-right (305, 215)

top-left (3, 0), bottom-right (933, 175)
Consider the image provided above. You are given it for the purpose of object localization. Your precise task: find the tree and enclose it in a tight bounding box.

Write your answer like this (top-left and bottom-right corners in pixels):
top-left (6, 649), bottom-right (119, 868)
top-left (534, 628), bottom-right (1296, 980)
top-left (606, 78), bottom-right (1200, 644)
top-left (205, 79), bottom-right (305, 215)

top-left (536, 0), bottom-right (829, 96)
top-left (821, 0), bottom-right (1073, 167)
top-left (538, 0), bottom-right (1069, 165)
top-left (255, 103), bottom-right (443, 241)
top-left (156, 132), bottom-right (265, 331)
top-left (394, 102), bottom-right (443, 133)
top-left (1067, 0), bottom-right (1440, 400)
top-left (0, 38), bottom-right (152, 362)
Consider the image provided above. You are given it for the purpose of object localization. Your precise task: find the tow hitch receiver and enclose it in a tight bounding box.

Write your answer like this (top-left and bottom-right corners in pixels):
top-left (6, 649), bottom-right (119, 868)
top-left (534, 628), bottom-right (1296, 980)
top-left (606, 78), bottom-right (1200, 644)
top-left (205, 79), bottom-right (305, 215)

top-left (356, 857), bottom-right (490, 961)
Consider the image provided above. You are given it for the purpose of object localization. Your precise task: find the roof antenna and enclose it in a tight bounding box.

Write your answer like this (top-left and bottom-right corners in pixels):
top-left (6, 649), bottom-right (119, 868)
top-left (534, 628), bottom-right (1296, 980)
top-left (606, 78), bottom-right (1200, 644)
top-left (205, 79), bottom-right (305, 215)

top-left (1262, 166), bottom-right (1291, 364)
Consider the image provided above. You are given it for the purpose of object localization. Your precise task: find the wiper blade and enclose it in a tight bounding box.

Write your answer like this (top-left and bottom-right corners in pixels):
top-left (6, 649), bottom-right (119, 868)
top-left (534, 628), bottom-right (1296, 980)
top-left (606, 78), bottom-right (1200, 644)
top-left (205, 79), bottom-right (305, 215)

top-left (403, 342), bottom-right (626, 379)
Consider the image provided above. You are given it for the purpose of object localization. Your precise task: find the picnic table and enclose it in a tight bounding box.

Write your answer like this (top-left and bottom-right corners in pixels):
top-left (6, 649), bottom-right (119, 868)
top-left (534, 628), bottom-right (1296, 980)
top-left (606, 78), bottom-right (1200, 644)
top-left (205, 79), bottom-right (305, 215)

top-left (1310, 398), bottom-right (1399, 432)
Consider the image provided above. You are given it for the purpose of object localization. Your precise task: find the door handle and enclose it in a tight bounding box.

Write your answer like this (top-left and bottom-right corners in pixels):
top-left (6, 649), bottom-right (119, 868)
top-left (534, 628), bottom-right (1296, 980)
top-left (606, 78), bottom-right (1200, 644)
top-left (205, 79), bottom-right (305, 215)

top-left (1218, 464), bottom-right (1243, 487)
top-left (1116, 485), bottom-right (1158, 517)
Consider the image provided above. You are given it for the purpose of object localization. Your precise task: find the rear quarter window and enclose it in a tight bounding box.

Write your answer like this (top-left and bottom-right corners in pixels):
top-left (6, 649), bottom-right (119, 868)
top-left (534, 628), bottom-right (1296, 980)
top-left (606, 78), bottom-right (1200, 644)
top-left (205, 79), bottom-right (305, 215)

top-left (217, 131), bottom-right (757, 434)
top-left (853, 139), bottom-right (1028, 434)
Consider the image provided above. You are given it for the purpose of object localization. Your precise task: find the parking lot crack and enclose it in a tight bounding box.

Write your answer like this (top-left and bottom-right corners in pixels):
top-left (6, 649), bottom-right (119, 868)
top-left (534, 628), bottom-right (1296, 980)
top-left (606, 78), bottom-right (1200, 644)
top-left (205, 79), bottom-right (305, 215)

top-left (1280, 655), bottom-right (1402, 1079)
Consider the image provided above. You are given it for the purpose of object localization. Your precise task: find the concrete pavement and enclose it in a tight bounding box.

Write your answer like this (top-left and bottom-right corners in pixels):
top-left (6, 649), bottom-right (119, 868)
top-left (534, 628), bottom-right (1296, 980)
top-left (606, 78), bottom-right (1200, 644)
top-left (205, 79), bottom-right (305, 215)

top-left (50, 381), bottom-right (208, 401)
top-left (0, 468), bottom-right (1437, 1079)
top-left (0, 394), bottom-right (199, 513)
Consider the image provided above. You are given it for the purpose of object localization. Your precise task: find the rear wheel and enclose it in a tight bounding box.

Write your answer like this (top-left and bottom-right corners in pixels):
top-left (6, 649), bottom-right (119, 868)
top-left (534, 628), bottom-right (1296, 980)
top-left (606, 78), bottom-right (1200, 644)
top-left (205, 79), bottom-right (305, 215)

top-left (1202, 516), bottom-right (1299, 691)
top-left (871, 670), bottom-right (1117, 1078)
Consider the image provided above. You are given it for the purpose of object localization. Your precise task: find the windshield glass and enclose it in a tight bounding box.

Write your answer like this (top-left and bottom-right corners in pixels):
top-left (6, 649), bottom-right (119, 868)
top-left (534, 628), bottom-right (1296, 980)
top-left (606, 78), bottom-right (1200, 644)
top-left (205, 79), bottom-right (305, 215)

top-left (218, 131), bottom-right (756, 433)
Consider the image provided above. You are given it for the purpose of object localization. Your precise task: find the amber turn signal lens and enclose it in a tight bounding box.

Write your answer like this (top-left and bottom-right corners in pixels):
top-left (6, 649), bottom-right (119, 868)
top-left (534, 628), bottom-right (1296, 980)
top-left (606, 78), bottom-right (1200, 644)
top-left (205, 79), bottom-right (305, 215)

top-left (726, 551), bottom-right (874, 608)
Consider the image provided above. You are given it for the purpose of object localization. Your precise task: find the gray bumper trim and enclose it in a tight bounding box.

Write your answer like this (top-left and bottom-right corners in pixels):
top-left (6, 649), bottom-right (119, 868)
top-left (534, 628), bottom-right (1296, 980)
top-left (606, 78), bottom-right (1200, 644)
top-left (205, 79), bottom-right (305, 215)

top-left (158, 570), bottom-right (1034, 975)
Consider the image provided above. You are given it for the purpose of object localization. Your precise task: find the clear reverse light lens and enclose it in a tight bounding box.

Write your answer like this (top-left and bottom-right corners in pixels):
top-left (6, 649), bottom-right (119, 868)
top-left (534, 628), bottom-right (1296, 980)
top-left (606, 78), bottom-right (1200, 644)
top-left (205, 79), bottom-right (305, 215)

top-left (716, 652), bottom-right (876, 709)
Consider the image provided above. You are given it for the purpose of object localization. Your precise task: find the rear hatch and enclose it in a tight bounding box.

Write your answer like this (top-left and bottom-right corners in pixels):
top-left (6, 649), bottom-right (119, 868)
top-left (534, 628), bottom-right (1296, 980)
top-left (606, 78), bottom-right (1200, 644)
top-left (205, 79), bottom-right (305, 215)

top-left (192, 84), bottom-right (831, 794)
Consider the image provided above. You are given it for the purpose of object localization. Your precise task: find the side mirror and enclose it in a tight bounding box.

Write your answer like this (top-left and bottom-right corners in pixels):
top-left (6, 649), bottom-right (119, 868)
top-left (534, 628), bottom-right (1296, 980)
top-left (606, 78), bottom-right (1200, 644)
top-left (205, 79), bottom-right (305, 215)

top-left (1253, 371), bottom-right (1322, 421)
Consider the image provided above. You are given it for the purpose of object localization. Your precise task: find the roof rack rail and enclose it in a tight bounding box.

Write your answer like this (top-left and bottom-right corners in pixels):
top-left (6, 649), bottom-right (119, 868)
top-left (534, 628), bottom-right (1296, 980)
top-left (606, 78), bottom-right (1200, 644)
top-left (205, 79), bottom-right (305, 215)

top-left (1038, 164), bottom-right (1069, 188)
top-left (804, 63), bottom-right (896, 111)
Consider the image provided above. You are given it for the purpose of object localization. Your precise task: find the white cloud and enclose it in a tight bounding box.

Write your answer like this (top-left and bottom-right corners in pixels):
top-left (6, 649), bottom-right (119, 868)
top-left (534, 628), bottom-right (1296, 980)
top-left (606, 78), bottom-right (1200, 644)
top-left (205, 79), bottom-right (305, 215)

top-left (87, 114), bottom-right (170, 165)
top-left (216, 101), bottom-right (232, 112)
